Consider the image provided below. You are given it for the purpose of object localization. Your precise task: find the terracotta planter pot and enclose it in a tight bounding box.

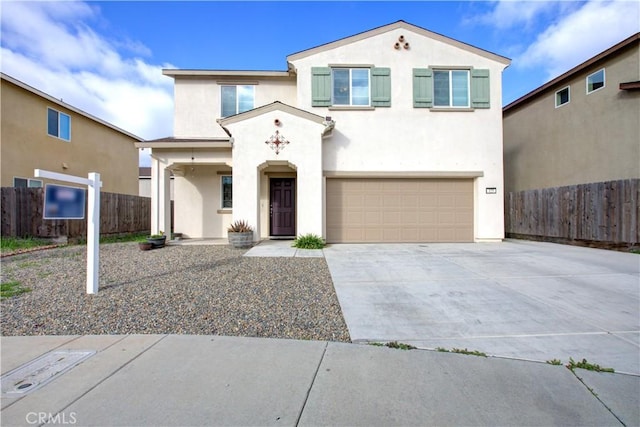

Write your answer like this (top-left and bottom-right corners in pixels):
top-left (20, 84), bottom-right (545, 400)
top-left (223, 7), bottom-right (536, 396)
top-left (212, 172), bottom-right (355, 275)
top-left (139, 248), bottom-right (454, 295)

top-left (138, 242), bottom-right (153, 251)
top-left (228, 232), bottom-right (253, 249)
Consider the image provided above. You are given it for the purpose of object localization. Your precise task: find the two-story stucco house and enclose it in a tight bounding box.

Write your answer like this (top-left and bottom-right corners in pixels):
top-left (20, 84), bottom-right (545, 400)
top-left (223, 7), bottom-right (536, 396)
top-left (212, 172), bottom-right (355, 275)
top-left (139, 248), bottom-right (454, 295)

top-left (503, 33), bottom-right (639, 193)
top-left (1, 73), bottom-right (142, 195)
top-left (138, 21), bottom-right (510, 243)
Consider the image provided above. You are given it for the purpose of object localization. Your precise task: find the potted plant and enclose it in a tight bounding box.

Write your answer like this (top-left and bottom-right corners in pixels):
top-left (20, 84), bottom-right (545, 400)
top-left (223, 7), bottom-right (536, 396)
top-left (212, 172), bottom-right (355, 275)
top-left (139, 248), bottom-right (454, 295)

top-left (227, 220), bottom-right (254, 249)
top-left (147, 231), bottom-right (166, 248)
top-left (138, 241), bottom-right (153, 251)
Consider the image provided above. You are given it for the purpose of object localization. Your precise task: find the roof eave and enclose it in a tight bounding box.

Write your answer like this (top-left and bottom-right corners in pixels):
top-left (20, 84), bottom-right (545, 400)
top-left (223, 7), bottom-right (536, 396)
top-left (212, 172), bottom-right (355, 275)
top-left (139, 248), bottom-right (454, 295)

top-left (162, 69), bottom-right (292, 79)
top-left (135, 139), bottom-right (232, 149)
top-left (287, 20), bottom-right (510, 66)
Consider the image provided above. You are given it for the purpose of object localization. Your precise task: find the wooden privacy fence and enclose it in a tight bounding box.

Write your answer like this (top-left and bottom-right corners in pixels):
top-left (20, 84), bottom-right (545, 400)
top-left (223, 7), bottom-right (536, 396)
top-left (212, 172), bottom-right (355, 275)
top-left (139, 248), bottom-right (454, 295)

top-left (1, 187), bottom-right (158, 238)
top-left (505, 179), bottom-right (639, 247)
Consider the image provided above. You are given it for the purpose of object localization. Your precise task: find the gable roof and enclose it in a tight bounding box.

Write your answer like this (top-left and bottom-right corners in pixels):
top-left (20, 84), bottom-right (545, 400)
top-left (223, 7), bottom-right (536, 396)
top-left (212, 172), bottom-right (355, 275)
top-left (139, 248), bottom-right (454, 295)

top-left (287, 20), bottom-right (510, 66)
top-left (217, 101), bottom-right (335, 136)
top-left (504, 32), bottom-right (640, 113)
top-left (1, 73), bottom-right (143, 141)
top-left (217, 101), bottom-right (328, 126)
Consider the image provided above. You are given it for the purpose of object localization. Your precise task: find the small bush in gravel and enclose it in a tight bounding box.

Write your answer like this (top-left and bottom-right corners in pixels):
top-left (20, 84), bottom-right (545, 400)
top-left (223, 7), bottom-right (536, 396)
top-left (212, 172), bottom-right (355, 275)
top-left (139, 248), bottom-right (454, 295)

top-left (293, 234), bottom-right (325, 249)
top-left (1, 280), bottom-right (31, 300)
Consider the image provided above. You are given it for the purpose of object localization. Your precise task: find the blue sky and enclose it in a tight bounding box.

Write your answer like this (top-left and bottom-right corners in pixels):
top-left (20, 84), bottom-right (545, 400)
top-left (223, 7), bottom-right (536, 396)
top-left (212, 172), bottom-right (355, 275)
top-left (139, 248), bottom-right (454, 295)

top-left (2, 1), bottom-right (639, 166)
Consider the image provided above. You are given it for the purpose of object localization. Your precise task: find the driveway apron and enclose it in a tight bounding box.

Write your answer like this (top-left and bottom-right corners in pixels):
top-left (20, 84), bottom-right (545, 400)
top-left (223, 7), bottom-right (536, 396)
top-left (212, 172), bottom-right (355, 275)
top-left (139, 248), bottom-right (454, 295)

top-left (323, 240), bottom-right (640, 374)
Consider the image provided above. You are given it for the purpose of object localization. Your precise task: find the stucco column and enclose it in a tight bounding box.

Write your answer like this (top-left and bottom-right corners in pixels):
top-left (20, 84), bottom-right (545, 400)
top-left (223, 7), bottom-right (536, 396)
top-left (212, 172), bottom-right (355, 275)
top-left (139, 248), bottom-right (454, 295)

top-left (150, 155), bottom-right (171, 236)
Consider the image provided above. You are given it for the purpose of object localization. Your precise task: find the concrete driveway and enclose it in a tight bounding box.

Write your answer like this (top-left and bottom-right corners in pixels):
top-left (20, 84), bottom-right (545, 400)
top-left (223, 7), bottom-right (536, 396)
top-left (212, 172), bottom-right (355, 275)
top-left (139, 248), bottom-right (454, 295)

top-left (323, 240), bottom-right (640, 374)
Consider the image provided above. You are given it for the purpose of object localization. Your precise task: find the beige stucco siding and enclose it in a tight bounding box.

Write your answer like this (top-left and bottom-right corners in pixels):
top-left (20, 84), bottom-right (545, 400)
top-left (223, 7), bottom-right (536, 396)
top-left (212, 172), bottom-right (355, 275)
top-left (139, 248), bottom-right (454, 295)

top-left (1, 78), bottom-right (139, 195)
top-left (173, 77), bottom-right (296, 138)
top-left (503, 42), bottom-right (640, 192)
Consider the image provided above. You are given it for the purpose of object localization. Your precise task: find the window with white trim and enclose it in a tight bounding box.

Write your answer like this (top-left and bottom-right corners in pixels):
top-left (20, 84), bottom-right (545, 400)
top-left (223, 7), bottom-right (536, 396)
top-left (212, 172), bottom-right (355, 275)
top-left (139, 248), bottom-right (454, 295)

top-left (433, 70), bottom-right (470, 108)
top-left (586, 69), bottom-right (605, 94)
top-left (221, 85), bottom-right (254, 117)
top-left (332, 68), bottom-right (370, 106)
top-left (555, 86), bottom-right (570, 107)
top-left (221, 175), bottom-right (232, 208)
top-left (14, 177), bottom-right (43, 188)
top-left (47, 108), bottom-right (71, 141)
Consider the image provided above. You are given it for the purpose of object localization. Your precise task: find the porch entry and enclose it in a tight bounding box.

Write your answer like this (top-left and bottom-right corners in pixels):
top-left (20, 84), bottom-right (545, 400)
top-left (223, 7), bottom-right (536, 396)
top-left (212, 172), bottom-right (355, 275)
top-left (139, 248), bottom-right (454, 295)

top-left (270, 178), bottom-right (296, 236)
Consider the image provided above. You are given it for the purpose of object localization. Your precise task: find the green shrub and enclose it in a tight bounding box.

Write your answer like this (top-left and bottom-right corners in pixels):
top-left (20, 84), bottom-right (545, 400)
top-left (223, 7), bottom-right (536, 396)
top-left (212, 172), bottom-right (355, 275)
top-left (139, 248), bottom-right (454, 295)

top-left (292, 234), bottom-right (325, 249)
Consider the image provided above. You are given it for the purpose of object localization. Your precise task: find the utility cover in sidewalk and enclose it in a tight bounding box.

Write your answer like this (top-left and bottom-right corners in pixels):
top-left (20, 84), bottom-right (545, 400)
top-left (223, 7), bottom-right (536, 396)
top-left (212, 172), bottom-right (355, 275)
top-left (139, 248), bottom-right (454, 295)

top-left (1, 350), bottom-right (96, 396)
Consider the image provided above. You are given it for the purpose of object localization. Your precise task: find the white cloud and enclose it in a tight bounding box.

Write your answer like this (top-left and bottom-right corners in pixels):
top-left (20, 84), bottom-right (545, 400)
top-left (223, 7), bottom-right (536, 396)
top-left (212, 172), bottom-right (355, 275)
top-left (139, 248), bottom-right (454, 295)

top-left (514, 0), bottom-right (640, 79)
top-left (474, 0), bottom-right (564, 30)
top-left (0, 0), bottom-right (174, 167)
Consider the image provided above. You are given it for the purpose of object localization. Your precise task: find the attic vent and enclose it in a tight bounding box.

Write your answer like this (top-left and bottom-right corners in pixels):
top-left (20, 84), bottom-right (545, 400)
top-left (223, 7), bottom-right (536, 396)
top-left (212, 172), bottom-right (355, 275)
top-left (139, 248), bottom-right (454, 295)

top-left (394, 35), bottom-right (409, 50)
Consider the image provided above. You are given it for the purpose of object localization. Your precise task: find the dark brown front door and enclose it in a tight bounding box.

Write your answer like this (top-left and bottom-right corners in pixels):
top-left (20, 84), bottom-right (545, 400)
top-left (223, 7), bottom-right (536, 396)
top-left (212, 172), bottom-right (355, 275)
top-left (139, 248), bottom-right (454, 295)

top-left (270, 178), bottom-right (295, 236)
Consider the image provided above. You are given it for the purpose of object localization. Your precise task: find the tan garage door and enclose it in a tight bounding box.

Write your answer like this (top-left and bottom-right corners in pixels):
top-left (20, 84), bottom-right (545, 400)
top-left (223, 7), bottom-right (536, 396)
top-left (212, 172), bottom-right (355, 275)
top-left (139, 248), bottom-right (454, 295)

top-left (326, 178), bottom-right (473, 243)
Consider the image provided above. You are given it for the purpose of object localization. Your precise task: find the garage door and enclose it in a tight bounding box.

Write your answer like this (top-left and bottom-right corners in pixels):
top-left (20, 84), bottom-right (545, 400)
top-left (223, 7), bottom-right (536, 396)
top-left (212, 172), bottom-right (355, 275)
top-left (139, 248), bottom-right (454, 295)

top-left (326, 178), bottom-right (473, 243)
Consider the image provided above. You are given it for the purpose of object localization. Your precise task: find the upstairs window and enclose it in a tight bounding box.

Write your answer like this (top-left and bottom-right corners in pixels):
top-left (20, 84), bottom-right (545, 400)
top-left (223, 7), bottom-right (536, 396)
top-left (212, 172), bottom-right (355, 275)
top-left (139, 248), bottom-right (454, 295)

top-left (47, 108), bottom-right (71, 141)
top-left (587, 69), bottom-right (605, 94)
top-left (413, 68), bottom-right (489, 109)
top-left (312, 67), bottom-right (390, 108)
top-left (332, 68), bottom-right (370, 106)
top-left (434, 70), bottom-right (470, 108)
top-left (221, 85), bottom-right (254, 117)
top-left (555, 86), bottom-right (570, 107)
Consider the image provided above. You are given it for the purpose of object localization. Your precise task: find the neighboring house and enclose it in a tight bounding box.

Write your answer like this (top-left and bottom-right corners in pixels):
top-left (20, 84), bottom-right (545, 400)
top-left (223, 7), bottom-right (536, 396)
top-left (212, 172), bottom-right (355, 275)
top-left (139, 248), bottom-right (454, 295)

top-left (503, 33), bottom-right (640, 193)
top-left (139, 167), bottom-right (174, 200)
top-left (138, 21), bottom-right (510, 243)
top-left (1, 73), bottom-right (142, 195)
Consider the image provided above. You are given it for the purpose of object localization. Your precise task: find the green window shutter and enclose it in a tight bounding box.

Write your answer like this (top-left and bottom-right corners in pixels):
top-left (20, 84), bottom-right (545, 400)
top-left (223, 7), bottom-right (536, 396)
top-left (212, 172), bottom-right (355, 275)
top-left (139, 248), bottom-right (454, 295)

top-left (471, 69), bottom-right (490, 109)
top-left (371, 67), bottom-right (391, 107)
top-left (413, 68), bottom-right (433, 108)
top-left (311, 67), bottom-right (332, 107)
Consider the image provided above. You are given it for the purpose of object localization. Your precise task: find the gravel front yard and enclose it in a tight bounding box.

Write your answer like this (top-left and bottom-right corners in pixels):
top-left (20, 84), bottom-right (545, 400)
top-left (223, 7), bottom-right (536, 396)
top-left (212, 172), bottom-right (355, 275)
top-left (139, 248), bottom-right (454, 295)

top-left (0, 243), bottom-right (350, 342)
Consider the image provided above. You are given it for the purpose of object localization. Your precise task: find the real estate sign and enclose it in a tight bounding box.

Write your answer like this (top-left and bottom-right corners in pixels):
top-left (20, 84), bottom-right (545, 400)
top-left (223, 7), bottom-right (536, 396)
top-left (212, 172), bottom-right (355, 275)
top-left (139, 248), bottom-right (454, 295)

top-left (43, 184), bottom-right (86, 220)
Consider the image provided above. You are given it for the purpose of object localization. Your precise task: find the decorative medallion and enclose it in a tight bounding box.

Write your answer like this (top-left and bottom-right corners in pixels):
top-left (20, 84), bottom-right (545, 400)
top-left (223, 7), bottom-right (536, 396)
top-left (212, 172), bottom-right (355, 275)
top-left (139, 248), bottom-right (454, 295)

top-left (265, 130), bottom-right (290, 155)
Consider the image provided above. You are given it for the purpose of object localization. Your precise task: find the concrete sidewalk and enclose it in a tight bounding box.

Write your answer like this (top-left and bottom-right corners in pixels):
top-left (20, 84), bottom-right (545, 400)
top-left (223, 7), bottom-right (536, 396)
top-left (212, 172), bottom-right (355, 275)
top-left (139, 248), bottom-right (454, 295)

top-left (244, 239), bottom-right (324, 258)
top-left (1, 334), bottom-right (638, 426)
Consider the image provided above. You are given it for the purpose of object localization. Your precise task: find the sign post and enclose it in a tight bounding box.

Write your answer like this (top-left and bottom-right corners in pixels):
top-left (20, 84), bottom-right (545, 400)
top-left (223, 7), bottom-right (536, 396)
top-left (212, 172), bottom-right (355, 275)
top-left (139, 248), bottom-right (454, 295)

top-left (35, 169), bottom-right (102, 294)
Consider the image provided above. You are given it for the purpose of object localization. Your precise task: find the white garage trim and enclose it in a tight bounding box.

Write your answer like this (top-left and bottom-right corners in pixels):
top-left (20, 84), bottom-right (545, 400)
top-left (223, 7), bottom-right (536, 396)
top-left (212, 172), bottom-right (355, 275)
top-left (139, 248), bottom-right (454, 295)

top-left (324, 171), bottom-right (484, 178)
